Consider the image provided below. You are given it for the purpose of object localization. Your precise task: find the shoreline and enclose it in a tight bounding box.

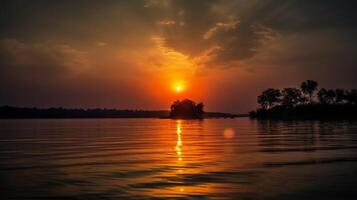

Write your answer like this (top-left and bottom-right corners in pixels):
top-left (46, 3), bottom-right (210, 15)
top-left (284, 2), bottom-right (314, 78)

top-left (0, 106), bottom-right (246, 119)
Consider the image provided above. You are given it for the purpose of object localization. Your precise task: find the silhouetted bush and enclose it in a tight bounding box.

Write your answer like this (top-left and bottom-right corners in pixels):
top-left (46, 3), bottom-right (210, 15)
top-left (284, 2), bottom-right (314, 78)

top-left (170, 99), bottom-right (204, 119)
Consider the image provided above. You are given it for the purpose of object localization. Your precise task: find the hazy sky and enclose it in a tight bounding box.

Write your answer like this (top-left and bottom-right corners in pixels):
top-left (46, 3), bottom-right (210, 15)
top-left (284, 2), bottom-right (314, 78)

top-left (1, 0), bottom-right (357, 113)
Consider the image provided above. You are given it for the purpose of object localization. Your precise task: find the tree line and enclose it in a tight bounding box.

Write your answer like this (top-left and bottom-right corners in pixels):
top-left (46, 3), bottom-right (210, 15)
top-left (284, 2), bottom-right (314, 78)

top-left (251, 80), bottom-right (357, 119)
top-left (257, 80), bottom-right (357, 109)
top-left (0, 106), bottom-right (169, 118)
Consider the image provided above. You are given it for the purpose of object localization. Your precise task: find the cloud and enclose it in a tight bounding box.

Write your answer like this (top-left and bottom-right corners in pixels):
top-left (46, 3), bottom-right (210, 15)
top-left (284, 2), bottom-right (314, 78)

top-left (158, 19), bottom-right (176, 25)
top-left (203, 19), bottom-right (240, 40)
top-left (149, 0), bottom-right (357, 70)
top-left (144, 0), bottom-right (160, 8)
top-left (2, 0), bottom-right (357, 71)
top-left (97, 41), bottom-right (108, 47)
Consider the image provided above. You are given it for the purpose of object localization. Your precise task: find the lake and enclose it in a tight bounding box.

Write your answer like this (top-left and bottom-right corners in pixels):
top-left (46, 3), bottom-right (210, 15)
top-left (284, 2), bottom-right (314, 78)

top-left (1, 118), bottom-right (357, 199)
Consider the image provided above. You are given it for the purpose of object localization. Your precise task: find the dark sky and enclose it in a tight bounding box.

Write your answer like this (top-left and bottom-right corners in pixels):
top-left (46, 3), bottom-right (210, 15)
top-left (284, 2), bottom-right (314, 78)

top-left (1, 0), bottom-right (357, 113)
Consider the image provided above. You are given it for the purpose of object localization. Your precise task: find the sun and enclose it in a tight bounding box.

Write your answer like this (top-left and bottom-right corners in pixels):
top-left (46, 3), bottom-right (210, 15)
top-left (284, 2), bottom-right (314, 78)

top-left (173, 82), bottom-right (185, 93)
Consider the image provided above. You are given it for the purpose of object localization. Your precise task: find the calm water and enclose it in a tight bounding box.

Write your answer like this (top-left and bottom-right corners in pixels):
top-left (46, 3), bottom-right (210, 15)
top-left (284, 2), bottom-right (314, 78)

top-left (1, 118), bottom-right (357, 199)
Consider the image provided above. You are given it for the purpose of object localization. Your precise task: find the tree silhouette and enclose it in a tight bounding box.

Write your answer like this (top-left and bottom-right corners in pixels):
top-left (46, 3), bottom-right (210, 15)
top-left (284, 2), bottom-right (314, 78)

top-left (335, 89), bottom-right (346, 104)
top-left (326, 89), bottom-right (336, 104)
top-left (317, 88), bottom-right (336, 104)
top-left (317, 88), bottom-right (328, 104)
top-left (281, 88), bottom-right (303, 107)
top-left (258, 88), bottom-right (281, 110)
top-left (252, 80), bottom-right (357, 119)
top-left (170, 99), bottom-right (204, 119)
top-left (300, 80), bottom-right (318, 103)
top-left (345, 89), bottom-right (357, 105)
top-left (195, 102), bottom-right (204, 116)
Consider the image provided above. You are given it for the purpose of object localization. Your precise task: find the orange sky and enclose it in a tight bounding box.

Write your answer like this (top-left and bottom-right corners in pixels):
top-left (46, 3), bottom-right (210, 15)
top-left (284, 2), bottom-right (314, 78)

top-left (1, 1), bottom-right (357, 113)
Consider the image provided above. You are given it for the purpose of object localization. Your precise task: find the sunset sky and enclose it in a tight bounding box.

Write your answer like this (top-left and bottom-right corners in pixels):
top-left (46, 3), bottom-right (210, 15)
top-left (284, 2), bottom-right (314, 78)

top-left (1, 0), bottom-right (357, 113)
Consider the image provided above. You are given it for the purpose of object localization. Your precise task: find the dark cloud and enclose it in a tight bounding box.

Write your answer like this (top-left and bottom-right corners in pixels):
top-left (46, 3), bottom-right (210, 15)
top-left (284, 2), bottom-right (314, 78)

top-left (0, 0), bottom-right (161, 45)
top-left (2, 0), bottom-right (357, 62)
top-left (3, 0), bottom-right (356, 67)
top-left (156, 0), bottom-right (219, 56)
top-left (151, 0), bottom-right (357, 68)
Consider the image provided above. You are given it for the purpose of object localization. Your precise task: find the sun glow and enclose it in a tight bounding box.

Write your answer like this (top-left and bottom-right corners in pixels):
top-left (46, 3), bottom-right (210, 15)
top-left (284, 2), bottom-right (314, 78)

top-left (173, 82), bottom-right (185, 93)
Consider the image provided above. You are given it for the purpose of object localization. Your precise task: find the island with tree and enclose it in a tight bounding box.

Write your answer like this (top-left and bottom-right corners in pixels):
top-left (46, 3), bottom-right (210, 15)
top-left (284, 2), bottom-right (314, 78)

top-left (169, 99), bottom-right (204, 119)
top-left (250, 80), bottom-right (357, 119)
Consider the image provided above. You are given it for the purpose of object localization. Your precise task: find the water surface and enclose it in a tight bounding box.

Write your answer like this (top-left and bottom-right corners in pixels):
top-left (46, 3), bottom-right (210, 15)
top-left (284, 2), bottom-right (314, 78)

top-left (1, 118), bottom-right (357, 199)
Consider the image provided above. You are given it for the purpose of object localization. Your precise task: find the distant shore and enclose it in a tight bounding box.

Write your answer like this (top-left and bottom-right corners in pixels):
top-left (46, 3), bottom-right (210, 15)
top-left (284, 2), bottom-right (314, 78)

top-left (250, 80), bottom-right (357, 120)
top-left (250, 104), bottom-right (357, 120)
top-left (0, 106), bottom-right (246, 119)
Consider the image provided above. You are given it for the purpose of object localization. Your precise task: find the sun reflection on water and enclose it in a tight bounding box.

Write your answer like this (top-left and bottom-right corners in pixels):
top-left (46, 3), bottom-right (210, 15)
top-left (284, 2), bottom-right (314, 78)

top-left (175, 120), bottom-right (183, 161)
top-left (142, 119), bottom-right (225, 197)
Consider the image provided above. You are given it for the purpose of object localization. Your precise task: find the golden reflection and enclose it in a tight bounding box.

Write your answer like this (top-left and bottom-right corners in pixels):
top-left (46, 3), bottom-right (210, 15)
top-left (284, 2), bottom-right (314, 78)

top-left (139, 119), bottom-right (226, 197)
top-left (223, 128), bottom-right (235, 139)
top-left (175, 120), bottom-right (183, 161)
